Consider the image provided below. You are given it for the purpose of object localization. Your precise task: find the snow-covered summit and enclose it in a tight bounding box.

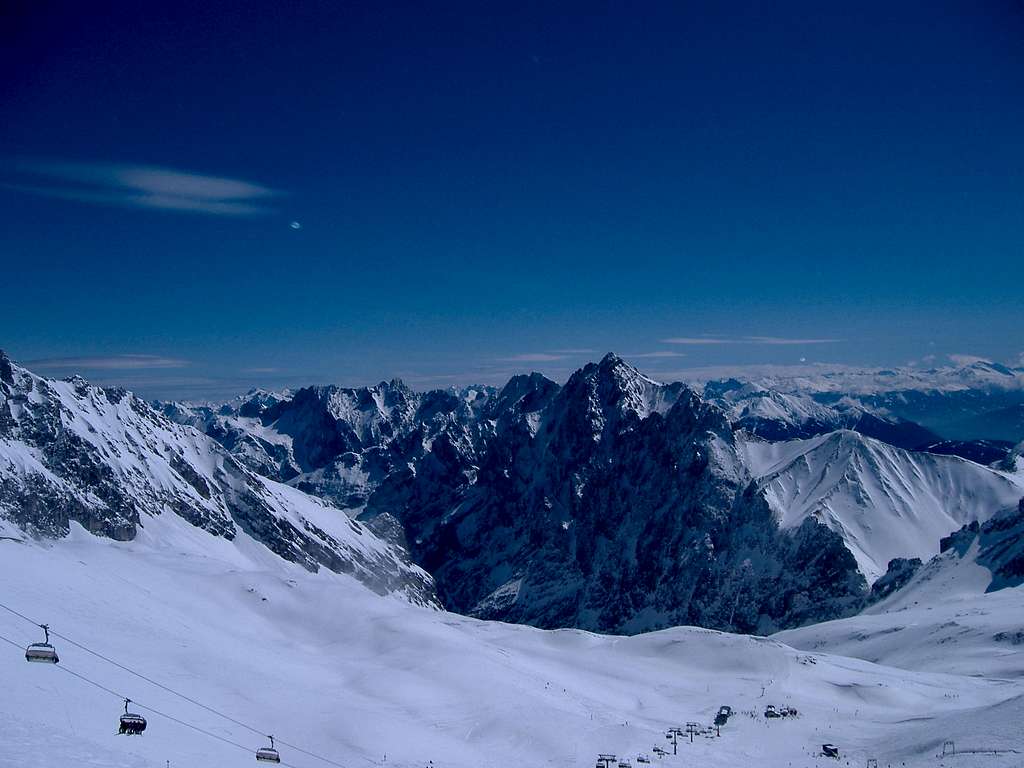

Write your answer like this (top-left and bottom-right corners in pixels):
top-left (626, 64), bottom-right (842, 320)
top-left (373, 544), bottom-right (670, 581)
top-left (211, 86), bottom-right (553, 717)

top-left (743, 430), bottom-right (1024, 581)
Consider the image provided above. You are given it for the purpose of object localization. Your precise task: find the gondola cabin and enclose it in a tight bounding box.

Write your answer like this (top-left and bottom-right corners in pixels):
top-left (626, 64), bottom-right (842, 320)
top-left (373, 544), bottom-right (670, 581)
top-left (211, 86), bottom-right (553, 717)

top-left (25, 643), bottom-right (58, 663)
top-left (118, 700), bottom-right (147, 735)
top-left (25, 624), bottom-right (59, 664)
top-left (256, 736), bottom-right (281, 763)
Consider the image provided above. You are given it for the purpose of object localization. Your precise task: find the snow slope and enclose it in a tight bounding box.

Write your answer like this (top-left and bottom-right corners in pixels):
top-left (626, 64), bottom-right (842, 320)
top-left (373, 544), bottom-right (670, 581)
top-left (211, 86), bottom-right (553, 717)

top-left (776, 497), bottom-right (1024, 679)
top-left (2, 527), bottom-right (1023, 768)
top-left (743, 431), bottom-right (1024, 581)
top-left (775, 545), bottom-right (1024, 680)
top-left (0, 352), bottom-right (436, 604)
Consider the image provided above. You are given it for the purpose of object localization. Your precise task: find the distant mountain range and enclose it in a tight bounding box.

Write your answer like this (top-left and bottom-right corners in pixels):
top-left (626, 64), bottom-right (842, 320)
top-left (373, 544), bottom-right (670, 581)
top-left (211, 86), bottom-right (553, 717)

top-left (3, 349), bottom-right (1023, 635)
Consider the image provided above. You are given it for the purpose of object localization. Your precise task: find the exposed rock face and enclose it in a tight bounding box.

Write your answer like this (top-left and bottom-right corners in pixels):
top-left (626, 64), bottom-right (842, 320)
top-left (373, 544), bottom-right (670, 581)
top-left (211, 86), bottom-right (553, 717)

top-left (934, 499), bottom-right (1024, 593)
top-left (160, 380), bottom-right (494, 512)
top-left (869, 558), bottom-right (923, 602)
top-left (977, 499), bottom-right (1024, 591)
top-left (0, 351), bottom-right (438, 607)
top-left (365, 354), bottom-right (866, 634)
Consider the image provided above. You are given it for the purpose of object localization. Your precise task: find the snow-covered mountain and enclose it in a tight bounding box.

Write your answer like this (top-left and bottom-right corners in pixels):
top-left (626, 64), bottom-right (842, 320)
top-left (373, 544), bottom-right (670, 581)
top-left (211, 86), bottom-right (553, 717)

top-left (158, 379), bottom-right (495, 512)
top-left (775, 499), bottom-right (1024, 680)
top-left (5, 350), bottom-right (1024, 766)
top-left (10, 348), bottom-right (1024, 638)
top-left (775, 449), bottom-right (1024, 676)
top-left (743, 430), bottom-right (1024, 581)
top-left (701, 360), bottom-right (1024, 443)
top-left (704, 382), bottom-right (941, 448)
top-left (712, 359), bottom-right (1024, 397)
top-left (364, 354), bottom-right (867, 634)
top-left (0, 351), bottom-right (437, 606)
top-left (150, 353), bottom-right (1024, 635)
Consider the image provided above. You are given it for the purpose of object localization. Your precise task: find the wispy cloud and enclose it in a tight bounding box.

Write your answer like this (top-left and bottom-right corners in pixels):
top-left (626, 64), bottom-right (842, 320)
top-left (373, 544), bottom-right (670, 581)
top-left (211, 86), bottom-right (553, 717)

top-left (496, 349), bottom-right (599, 363)
top-left (627, 351), bottom-right (687, 359)
top-left (497, 353), bottom-right (568, 362)
top-left (661, 335), bottom-right (841, 346)
top-left (946, 354), bottom-right (991, 366)
top-left (26, 354), bottom-right (190, 370)
top-left (2, 160), bottom-right (283, 216)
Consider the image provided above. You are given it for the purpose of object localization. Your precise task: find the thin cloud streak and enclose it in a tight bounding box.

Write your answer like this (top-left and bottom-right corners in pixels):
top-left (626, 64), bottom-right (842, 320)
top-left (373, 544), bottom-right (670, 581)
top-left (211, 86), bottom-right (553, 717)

top-left (661, 335), bottom-right (842, 346)
top-left (627, 351), bottom-right (687, 359)
top-left (947, 353), bottom-right (988, 366)
top-left (2, 160), bottom-right (283, 216)
top-left (497, 353), bottom-right (567, 362)
top-left (26, 354), bottom-right (191, 370)
top-left (495, 348), bottom-right (597, 363)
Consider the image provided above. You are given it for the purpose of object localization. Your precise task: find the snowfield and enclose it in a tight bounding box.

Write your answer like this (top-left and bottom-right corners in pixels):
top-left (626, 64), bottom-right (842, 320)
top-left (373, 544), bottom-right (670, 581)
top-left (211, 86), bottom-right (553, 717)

top-left (775, 524), bottom-right (1024, 680)
top-left (2, 520), bottom-right (1023, 768)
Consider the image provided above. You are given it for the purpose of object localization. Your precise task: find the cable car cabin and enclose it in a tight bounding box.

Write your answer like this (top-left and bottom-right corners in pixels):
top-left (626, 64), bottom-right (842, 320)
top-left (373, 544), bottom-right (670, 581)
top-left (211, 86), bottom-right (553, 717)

top-left (118, 701), bottom-right (147, 736)
top-left (257, 736), bottom-right (281, 763)
top-left (25, 643), bottom-right (58, 664)
top-left (25, 625), bottom-right (59, 664)
top-left (119, 713), bottom-right (147, 735)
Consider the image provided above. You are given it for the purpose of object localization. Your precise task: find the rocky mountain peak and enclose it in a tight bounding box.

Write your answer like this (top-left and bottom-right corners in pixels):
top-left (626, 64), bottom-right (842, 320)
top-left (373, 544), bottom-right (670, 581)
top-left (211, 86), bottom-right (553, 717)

top-left (0, 353), bottom-right (13, 388)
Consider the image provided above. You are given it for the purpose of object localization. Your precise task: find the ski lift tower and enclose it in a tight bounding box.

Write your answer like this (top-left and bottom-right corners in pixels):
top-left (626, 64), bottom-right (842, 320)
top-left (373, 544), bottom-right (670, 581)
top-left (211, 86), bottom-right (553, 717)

top-left (685, 722), bottom-right (701, 743)
top-left (597, 754), bottom-right (617, 768)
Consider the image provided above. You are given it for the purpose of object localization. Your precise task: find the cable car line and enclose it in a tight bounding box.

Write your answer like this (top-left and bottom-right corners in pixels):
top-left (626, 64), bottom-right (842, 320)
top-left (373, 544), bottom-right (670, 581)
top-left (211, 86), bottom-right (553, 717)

top-left (0, 600), bottom-right (359, 768)
top-left (56, 665), bottom-right (251, 752)
top-left (0, 629), bottom-right (311, 768)
top-left (49, 627), bottom-right (344, 765)
top-left (0, 599), bottom-right (40, 626)
top-left (50, 624), bottom-right (267, 736)
top-left (0, 631), bottom-right (27, 652)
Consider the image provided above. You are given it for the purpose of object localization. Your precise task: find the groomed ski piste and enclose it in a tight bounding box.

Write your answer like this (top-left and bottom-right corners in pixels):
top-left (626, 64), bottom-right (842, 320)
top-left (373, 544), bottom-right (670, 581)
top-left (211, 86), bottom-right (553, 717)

top-left (2, 513), bottom-right (1022, 768)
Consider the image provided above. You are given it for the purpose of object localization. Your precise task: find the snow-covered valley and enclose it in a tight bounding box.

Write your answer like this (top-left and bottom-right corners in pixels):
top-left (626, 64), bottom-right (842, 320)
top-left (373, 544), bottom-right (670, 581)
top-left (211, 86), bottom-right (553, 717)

top-left (2, 522), bottom-right (1023, 768)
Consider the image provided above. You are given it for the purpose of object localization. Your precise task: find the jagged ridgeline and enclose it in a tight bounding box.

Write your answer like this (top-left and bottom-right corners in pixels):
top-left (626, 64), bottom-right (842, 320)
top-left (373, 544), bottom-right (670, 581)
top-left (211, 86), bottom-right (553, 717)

top-left (160, 353), bottom-right (871, 633)
top-left (0, 350), bottom-right (438, 607)
top-left (6, 350), bottom-right (1022, 636)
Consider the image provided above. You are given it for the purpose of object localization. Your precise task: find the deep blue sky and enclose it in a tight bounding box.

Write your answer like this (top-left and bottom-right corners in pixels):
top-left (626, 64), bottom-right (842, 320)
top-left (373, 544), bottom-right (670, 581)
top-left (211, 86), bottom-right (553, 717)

top-left (2, 1), bottom-right (1023, 399)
